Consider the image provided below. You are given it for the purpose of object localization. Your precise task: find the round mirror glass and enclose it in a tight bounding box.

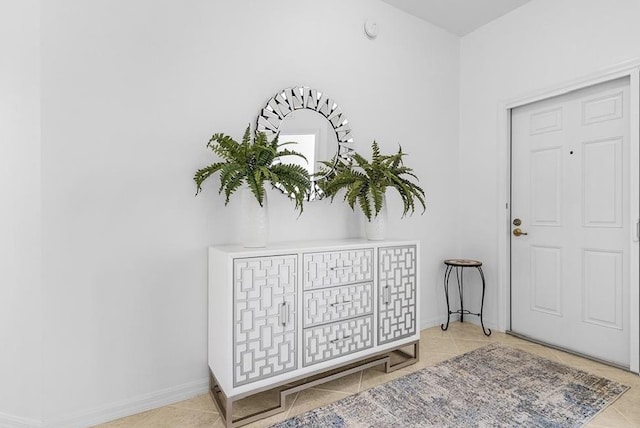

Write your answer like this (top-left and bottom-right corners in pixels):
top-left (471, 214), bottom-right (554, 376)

top-left (256, 86), bottom-right (353, 200)
top-left (277, 109), bottom-right (339, 178)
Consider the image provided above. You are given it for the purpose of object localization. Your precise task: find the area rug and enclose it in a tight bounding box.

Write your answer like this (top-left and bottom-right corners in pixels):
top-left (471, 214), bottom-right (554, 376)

top-left (270, 343), bottom-right (628, 427)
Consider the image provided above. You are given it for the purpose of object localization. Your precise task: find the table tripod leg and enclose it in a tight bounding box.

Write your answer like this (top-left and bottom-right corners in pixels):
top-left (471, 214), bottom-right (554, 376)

top-left (478, 266), bottom-right (491, 336)
top-left (441, 265), bottom-right (453, 331)
top-left (456, 267), bottom-right (464, 323)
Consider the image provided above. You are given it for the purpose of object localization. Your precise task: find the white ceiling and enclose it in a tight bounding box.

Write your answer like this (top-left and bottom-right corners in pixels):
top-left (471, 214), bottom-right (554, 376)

top-left (380, 0), bottom-right (532, 36)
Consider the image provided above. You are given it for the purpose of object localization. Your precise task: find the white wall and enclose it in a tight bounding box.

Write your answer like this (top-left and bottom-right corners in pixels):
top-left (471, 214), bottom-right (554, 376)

top-left (459, 0), bottom-right (640, 329)
top-left (0, 0), bottom-right (43, 425)
top-left (39, 0), bottom-right (460, 424)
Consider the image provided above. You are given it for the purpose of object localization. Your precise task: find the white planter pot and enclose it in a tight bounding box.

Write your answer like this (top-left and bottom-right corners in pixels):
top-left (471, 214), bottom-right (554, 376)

top-left (240, 186), bottom-right (268, 248)
top-left (364, 195), bottom-right (387, 241)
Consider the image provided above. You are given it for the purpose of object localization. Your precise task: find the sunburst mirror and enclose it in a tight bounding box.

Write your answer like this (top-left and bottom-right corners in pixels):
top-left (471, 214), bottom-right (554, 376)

top-left (256, 86), bottom-right (354, 200)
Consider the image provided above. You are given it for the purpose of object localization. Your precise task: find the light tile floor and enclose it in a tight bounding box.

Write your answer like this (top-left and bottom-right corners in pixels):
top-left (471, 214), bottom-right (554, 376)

top-left (97, 322), bottom-right (640, 427)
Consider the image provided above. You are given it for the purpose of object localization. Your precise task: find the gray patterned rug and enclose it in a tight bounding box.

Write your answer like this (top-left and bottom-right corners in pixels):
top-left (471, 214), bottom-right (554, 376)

top-left (270, 343), bottom-right (628, 427)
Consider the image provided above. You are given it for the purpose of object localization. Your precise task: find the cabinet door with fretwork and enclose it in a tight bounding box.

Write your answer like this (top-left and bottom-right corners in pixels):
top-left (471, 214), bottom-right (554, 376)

top-left (233, 255), bottom-right (297, 386)
top-left (378, 246), bottom-right (417, 345)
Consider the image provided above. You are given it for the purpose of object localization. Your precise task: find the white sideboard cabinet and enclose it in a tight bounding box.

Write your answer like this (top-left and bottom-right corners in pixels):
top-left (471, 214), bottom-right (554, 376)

top-left (208, 239), bottom-right (419, 427)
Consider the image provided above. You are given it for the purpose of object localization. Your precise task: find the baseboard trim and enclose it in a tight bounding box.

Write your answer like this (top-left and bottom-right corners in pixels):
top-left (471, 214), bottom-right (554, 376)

top-left (0, 412), bottom-right (42, 428)
top-left (46, 378), bottom-right (209, 428)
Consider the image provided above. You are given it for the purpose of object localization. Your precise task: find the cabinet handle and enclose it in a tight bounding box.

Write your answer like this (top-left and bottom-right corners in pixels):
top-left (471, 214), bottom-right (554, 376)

top-left (279, 302), bottom-right (289, 326)
top-left (383, 286), bottom-right (391, 305)
top-left (330, 298), bottom-right (352, 307)
top-left (285, 303), bottom-right (290, 326)
top-left (329, 263), bottom-right (352, 271)
top-left (283, 302), bottom-right (287, 326)
top-left (330, 335), bottom-right (351, 344)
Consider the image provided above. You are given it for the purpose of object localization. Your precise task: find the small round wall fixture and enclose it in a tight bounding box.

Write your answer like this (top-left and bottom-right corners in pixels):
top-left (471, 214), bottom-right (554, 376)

top-left (364, 19), bottom-right (378, 39)
top-left (256, 86), bottom-right (354, 200)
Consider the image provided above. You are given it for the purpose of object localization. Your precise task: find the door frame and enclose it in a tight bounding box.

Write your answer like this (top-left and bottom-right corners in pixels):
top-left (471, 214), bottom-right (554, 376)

top-left (496, 59), bottom-right (640, 373)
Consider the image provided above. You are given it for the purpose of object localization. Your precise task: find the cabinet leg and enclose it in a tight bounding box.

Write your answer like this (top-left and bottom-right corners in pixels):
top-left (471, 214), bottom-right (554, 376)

top-left (385, 341), bottom-right (420, 372)
top-left (210, 370), bottom-right (287, 428)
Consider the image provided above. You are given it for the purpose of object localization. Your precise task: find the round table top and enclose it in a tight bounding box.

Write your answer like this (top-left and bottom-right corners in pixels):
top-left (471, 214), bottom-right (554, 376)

top-left (444, 259), bottom-right (482, 267)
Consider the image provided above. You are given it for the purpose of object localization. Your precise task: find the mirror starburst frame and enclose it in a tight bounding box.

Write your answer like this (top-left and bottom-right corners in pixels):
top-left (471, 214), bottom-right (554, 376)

top-left (256, 86), bottom-right (354, 200)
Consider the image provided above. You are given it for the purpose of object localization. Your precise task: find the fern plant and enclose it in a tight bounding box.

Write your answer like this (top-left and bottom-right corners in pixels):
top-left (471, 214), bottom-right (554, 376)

top-left (194, 125), bottom-right (311, 213)
top-left (317, 141), bottom-right (426, 221)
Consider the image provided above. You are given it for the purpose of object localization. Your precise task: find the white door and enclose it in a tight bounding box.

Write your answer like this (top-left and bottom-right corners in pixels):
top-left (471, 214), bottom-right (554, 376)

top-left (511, 77), bottom-right (632, 367)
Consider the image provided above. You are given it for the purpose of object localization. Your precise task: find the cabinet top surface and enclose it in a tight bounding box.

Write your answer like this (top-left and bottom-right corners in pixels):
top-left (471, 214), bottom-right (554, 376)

top-left (209, 238), bottom-right (419, 256)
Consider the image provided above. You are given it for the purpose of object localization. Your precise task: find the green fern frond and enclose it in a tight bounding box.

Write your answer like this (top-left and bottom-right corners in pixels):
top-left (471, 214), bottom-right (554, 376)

top-left (358, 190), bottom-right (372, 221)
top-left (194, 162), bottom-right (227, 195)
top-left (371, 141), bottom-right (381, 163)
top-left (316, 141), bottom-right (426, 222)
top-left (223, 174), bottom-right (245, 205)
top-left (345, 180), bottom-right (364, 210)
top-left (271, 163), bottom-right (311, 214)
top-left (241, 125), bottom-right (251, 144)
top-left (193, 125), bottom-right (311, 214)
top-left (217, 163), bottom-right (242, 194)
top-left (276, 148), bottom-right (308, 163)
top-left (370, 184), bottom-right (384, 218)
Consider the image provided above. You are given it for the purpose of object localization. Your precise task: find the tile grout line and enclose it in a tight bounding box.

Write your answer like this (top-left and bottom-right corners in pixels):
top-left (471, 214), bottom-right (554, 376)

top-left (611, 404), bottom-right (636, 426)
top-left (284, 392), bottom-right (300, 418)
top-left (450, 338), bottom-right (462, 354)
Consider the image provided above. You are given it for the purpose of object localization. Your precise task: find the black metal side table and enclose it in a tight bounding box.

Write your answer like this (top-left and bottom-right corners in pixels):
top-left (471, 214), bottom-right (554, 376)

top-left (440, 259), bottom-right (491, 336)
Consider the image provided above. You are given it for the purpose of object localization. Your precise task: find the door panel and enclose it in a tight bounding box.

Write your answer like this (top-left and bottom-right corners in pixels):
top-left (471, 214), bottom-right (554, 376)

top-left (511, 77), bottom-right (631, 367)
top-left (530, 245), bottom-right (562, 316)
top-left (531, 148), bottom-right (562, 225)
top-left (582, 138), bottom-right (623, 227)
top-left (582, 249), bottom-right (622, 329)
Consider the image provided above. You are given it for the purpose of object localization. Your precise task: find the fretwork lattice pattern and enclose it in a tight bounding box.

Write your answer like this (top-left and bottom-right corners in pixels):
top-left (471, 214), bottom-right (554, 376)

top-left (303, 249), bottom-right (373, 289)
top-left (378, 246), bottom-right (417, 344)
top-left (303, 316), bottom-right (373, 366)
top-left (303, 282), bottom-right (373, 327)
top-left (233, 255), bottom-right (297, 386)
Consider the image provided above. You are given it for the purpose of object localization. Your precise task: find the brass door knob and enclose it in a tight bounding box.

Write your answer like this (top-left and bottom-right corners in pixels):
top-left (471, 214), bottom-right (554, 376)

top-left (513, 228), bottom-right (528, 236)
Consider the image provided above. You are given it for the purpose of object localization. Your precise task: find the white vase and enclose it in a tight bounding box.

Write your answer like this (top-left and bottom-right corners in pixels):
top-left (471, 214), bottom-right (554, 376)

top-left (364, 194), bottom-right (387, 241)
top-left (239, 186), bottom-right (268, 248)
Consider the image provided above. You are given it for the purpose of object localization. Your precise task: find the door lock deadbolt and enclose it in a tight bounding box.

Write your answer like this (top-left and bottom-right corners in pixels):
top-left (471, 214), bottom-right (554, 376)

top-left (513, 218), bottom-right (522, 226)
